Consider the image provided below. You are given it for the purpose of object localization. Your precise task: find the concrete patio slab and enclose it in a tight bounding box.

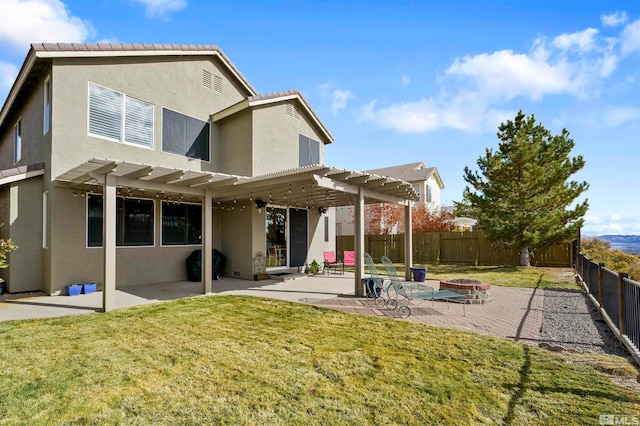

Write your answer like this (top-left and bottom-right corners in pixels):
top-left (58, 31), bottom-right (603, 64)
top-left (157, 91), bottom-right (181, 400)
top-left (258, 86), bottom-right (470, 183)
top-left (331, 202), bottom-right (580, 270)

top-left (0, 273), bottom-right (544, 345)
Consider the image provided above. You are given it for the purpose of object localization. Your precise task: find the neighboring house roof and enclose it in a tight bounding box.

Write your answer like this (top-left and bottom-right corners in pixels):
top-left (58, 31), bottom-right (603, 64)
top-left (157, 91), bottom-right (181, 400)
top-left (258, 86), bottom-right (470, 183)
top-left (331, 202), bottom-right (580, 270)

top-left (211, 89), bottom-right (334, 144)
top-left (365, 162), bottom-right (444, 189)
top-left (0, 43), bottom-right (259, 135)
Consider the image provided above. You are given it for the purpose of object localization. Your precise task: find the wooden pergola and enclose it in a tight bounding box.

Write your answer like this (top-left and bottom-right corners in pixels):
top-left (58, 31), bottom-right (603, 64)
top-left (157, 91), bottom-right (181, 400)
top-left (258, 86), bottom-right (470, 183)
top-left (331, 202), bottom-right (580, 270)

top-left (55, 159), bottom-right (419, 312)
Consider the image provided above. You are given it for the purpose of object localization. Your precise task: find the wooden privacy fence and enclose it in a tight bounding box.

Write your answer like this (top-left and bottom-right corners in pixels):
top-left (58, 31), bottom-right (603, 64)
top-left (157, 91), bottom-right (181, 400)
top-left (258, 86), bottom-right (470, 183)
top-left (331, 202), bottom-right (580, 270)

top-left (576, 253), bottom-right (640, 365)
top-left (336, 231), bottom-right (573, 267)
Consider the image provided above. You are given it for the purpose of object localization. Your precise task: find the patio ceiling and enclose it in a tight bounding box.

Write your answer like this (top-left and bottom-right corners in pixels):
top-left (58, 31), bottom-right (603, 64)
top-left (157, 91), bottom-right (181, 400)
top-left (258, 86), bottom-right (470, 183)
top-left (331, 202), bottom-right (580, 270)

top-left (54, 159), bottom-right (419, 207)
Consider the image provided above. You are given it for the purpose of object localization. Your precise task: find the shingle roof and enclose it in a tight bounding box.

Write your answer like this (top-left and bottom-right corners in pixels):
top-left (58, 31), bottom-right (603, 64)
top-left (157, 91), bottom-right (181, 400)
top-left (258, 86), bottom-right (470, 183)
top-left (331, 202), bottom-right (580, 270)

top-left (31, 43), bottom-right (258, 95)
top-left (363, 162), bottom-right (444, 189)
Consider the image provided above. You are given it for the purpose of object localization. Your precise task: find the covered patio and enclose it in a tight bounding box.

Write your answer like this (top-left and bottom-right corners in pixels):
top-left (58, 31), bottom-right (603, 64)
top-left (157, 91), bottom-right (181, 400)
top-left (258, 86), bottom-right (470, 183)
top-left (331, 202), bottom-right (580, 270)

top-left (54, 159), bottom-right (419, 312)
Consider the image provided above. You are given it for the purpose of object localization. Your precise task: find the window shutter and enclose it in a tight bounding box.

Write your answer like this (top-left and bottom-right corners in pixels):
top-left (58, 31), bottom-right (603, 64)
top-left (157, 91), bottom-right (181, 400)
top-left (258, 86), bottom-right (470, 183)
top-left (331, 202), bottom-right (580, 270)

top-left (125, 97), bottom-right (153, 147)
top-left (163, 108), bottom-right (210, 161)
top-left (89, 83), bottom-right (123, 140)
top-left (162, 108), bottom-right (187, 155)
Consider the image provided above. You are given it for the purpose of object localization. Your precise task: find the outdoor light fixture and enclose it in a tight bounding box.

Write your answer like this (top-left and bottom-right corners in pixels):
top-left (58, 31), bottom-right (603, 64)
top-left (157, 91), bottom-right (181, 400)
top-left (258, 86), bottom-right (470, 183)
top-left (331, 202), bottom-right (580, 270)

top-left (318, 207), bottom-right (328, 215)
top-left (256, 199), bottom-right (267, 213)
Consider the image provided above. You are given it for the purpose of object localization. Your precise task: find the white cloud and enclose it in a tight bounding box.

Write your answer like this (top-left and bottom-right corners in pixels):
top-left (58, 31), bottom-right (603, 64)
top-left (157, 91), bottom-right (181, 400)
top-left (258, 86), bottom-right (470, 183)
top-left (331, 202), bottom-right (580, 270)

top-left (620, 18), bottom-right (640, 55)
top-left (400, 74), bottom-right (411, 86)
top-left (360, 95), bottom-right (512, 133)
top-left (330, 89), bottom-right (353, 115)
top-left (446, 48), bottom-right (577, 101)
top-left (583, 213), bottom-right (640, 235)
top-left (360, 18), bottom-right (632, 133)
top-left (133, 0), bottom-right (187, 18)
top-left (317, 82), bottom-right (353, 115)
top-left (601, 11), bottom-right (629, 27)
top-left (581, 106), bottom-right (640, 128)
top-left (552, 28), bottom-right (599, 52)
top-left (0, 0), bottom-right (94, 53)
top-left (0, 61), bottom-right (19, 94)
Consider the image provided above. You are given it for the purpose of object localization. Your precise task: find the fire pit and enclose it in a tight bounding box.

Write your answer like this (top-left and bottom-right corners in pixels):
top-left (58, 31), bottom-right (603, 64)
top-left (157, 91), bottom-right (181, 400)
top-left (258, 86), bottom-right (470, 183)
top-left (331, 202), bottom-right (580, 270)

top-left (439, 279), bottom-right (493, 304)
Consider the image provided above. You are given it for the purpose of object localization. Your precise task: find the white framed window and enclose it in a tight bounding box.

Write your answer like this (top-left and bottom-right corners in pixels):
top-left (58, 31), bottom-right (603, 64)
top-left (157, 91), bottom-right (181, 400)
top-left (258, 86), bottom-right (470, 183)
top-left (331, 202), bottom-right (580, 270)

top-left (88, 82), bottom-right (154, 148)
top-left (87, 194), bottom-right (155, 247)
top-left (412, 183), bottom-right (422, 202)
top-left (426, 185), bottom-right (432, 203)
top-left (14, 119), bottom-right (21, 164)
top-left (44, 77), bottom-right (51, 134)
top-left (161, 201), bottom-right (202, 246)
top-left (43, 192), bottom-right (48, 248)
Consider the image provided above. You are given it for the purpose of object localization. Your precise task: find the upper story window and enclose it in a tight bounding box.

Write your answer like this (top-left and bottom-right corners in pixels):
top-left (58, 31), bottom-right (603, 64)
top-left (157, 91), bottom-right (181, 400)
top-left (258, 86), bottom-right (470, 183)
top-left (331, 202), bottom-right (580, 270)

top-left (426, 185), bottom-right (432, 203)
top-left (162, 108), bottom-right (210, 161)
top-left (299, 134), bottom-right (320, 167)
top-left (412, 183), bottom-right (422, 202)
top-left (14, 119), bottom-right (21, 164)
top-left (88, 82), bottom-right (154, 148)
top-left (44, 77), bottom-right (51, 134)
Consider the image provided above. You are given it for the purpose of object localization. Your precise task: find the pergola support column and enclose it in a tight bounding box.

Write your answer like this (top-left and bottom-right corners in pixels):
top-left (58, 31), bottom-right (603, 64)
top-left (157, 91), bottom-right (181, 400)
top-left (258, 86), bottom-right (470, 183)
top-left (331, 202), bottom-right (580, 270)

top-left (404, 202), bottom-right (413, 281)
top-left (202, 189), bottom-right (213, 294)
top-left (354, 190), bottom-right (365, 297)
top-left (103, 174), bottom-right (116, 312)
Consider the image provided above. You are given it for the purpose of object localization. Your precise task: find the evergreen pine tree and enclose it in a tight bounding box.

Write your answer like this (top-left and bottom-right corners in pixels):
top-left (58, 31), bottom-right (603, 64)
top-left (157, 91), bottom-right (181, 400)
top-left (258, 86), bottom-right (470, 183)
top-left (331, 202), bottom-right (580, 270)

top-left (461, 111), bottom-right (589, 266)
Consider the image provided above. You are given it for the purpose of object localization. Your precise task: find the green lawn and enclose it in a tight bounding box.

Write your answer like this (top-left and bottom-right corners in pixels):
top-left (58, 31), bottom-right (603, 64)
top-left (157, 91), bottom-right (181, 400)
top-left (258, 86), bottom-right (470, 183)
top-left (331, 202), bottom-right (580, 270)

top-left (347, 264), bottom-right (578, 289)
top-left (1, 295), bottom-right (637, 425)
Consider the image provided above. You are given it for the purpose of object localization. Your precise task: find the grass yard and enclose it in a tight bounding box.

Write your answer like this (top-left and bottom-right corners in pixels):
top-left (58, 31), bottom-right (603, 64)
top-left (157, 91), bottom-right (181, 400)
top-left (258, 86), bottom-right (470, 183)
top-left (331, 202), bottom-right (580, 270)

top-left (1, 295), bottom-right (638, 425)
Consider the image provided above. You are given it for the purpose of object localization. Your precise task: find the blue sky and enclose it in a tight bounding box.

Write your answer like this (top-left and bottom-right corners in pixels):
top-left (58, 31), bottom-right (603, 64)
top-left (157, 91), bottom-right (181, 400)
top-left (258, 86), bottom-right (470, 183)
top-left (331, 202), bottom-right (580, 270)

top-left (1, 0), bottom-right (639, 235)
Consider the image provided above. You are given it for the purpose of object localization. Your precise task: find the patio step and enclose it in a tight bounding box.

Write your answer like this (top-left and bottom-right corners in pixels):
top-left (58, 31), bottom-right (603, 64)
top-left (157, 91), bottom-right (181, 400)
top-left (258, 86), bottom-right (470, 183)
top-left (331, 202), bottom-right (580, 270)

top-left (269, 269), bottom-right (308, 282)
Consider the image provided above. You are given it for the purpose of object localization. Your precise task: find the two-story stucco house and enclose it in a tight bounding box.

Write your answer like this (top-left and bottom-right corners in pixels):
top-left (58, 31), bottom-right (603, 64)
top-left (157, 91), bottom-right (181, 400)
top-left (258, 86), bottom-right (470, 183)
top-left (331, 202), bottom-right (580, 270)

top-left (336, 162), bottom-right (444, 235)
top-left (0, 43), bottom-right (418, 310)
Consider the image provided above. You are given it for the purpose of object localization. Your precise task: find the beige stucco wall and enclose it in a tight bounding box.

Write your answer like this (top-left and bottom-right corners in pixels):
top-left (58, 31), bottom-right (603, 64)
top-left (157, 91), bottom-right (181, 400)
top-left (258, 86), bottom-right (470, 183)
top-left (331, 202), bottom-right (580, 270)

top-left (219, 205), bottom-right (254, 280)
top-left (50, 55), bottom-right (246, 179)
top-left (0, 177), bottom-right (43, 292)
top-left (216, 109), bottom-right (252, 176)
top-left (306, 208), bottom-right (336, 265)
top-left (0, 74), bottom-right (48, 171)
top-left (39, 55), bottom-right (251, 294)
top-left (251, 102), bottom-right (325, 176)
top-left (47, 186), bottom-right (209, 293)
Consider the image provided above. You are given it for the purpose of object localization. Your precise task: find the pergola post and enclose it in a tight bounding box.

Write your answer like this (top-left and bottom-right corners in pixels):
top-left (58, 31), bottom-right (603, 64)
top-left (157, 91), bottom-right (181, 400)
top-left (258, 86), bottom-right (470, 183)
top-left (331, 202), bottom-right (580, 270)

top-left (202, 188), bottom-right (213, 294)
top-left (404, 201), bottom-right (412, 281)
top-left (103, 174), bottom-right (117, 312)
top-left (354, 190), bottom-right (365, 297)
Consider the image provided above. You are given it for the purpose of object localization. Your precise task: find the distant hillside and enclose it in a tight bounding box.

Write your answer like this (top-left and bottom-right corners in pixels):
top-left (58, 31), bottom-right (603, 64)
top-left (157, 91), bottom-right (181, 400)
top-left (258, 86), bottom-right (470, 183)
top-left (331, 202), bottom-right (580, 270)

top-left (595, 235), bottom-right (640, 255)
top-left (598, 235), bottom-right (640, 244)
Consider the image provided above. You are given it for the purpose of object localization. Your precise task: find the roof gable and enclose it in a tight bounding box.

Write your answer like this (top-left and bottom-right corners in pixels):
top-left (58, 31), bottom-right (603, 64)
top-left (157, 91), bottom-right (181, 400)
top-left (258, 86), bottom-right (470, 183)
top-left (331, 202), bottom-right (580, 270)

top-left (211, 90), bottom-right (334, 144)
top-left (0, 43), bottom-right (258, 134)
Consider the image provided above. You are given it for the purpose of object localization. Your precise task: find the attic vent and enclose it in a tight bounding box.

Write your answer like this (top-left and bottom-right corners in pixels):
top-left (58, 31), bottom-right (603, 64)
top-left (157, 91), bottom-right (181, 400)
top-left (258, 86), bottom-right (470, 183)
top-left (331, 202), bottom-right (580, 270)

top-left (286, 102), bottom-right (300, 120)
top-left (202, 70), bottom-right (212, 89)
top-left (214, 75), bottom-right (223, 93)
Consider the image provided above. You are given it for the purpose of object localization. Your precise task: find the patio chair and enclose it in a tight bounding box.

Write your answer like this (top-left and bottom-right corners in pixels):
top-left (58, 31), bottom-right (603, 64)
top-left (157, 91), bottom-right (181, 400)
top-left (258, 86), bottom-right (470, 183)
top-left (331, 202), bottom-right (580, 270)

top-left (380, 255), bottom-right (466, 318)
top-left (364, 253), bottom-right (387, 307)
top-left (343, 251), bottom-right (355, 269)
top-left (323, 251), bottom-right (344, 275)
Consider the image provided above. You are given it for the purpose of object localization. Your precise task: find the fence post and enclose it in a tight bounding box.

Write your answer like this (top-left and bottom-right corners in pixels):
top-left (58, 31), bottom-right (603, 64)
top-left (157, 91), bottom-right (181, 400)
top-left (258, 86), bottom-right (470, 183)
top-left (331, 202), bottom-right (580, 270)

top-left (618, 273), bottom-right (628, 335)
top-left (598, 263), bottom-right (605, 306)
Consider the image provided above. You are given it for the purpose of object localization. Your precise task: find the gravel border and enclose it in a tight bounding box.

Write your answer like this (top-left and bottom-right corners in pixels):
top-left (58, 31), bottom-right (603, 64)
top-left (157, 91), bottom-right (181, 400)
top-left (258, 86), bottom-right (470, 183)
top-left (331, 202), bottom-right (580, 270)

top-left (540, 288), bottom-right (628, 357)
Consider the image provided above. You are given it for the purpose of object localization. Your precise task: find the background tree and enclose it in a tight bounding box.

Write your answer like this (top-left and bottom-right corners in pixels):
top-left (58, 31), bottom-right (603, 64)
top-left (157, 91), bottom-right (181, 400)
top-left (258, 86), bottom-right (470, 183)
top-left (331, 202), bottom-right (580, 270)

top-left (461, 111), bottom-right (589, 266)
top-left (412, 204), bottom-right (452, 233)
top-left (364, 204), bottom-right (404, 235)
